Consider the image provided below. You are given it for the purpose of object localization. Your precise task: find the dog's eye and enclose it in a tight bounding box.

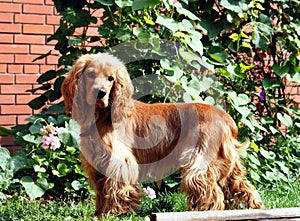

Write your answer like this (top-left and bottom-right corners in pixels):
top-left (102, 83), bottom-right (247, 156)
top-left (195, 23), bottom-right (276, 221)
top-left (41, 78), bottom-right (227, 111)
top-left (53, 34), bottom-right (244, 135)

top-left (108, 76), bottom-right (114, 81)
top-left (87, 72), bottom-right (94, 78)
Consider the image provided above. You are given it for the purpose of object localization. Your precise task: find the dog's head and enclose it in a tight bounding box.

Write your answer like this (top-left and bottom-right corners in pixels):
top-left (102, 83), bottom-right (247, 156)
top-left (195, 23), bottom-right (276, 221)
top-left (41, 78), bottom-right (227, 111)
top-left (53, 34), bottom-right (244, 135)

top-left (61, 53), bottom-right (133, 115)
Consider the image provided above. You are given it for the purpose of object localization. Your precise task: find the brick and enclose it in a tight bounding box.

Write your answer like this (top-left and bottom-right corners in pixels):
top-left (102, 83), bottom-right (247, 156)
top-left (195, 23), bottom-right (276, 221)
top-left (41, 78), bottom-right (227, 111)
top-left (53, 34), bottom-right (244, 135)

top-left (1, 104), bottom-right (32, 114)
top-left (1, 84), bottom-right (31, 94)
top-left (15, 14), bottom-right (45, 24)
top-left (46, 15), bottom-right (60, 25)
top-left (30, 44), bottom-right (54, 54)
top-left (0, 64), bottom-right (6, 73)
top-left (45, 0), bottom-right (54, 5)
top-left (75, 27), bottom-right (98, 37)
top-left (40, 64), bottom-right (55, 74)
top-left (0, 44), bottom-right (29, 54)
top-left (23, 4), bottom-right (54, 15)
top-left (16, 94), bottom-right (38, 104)
top-left (0, 23), bottom-right (21, 33)
top-left (0, 3), bottom-right (21, 13)
top-left (93, 9), bottom-right (104, 18)
top-left (33, 107), bottom-right (43, 115)
top-left (14, 34), bottom-right (45, 44)
top-left (293, 95), bottom-right (300, 103)
top-left (8, 64), bottom-right (23, 73)
top-left (17, 114), bottom-right (31, 124)
top-left (14, 0), bottom-right (43, 4)
top-left (24, 64), bottom-right (39, 74)
top-left (0, 12), bottom-right (13, 22)
top-left (0, 135), bottom-right (15, 146)
top-left (23, 24), bottom-right (53, 35)
top-left (0, 54), bottom-right (14, 63)
top-left (0, 74), bottom-right (14, 84)
top-left (32, 84), bottom-right (46, 95)
top-left (0, 94), bottom-right (14, 104)
top-left (15, 54), bottom-right (45, 64)
top-left (286, 85), bottom-right (299, 95)
top-left (46, 55), bottom-right (59, 65)
top-left (0, 34), bottom-right (13, 43)
top-left (0, 0), bottom-right (13, 2)
top-left (16, 74), bottom-right (38, 83)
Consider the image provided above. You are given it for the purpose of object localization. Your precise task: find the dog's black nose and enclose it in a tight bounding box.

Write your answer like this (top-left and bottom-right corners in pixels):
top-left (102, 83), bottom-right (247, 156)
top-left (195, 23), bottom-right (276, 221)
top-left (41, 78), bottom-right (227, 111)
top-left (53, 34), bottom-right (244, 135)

top-left (97, 89), bottom-right (107, 99)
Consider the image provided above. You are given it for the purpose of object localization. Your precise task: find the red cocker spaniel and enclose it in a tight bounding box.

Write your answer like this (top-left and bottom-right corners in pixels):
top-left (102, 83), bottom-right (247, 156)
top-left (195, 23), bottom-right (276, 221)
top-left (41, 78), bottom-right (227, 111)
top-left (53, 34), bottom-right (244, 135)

top-left (61, 53), bottom-right (263, 217)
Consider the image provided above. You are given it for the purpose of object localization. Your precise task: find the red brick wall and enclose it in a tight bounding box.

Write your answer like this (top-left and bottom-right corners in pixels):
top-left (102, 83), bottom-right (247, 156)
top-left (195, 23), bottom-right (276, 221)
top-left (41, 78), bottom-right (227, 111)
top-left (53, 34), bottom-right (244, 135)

top-left (0, 1), bottom-right (299, 147)
top-left (0, 0), bottom-right (60, 146)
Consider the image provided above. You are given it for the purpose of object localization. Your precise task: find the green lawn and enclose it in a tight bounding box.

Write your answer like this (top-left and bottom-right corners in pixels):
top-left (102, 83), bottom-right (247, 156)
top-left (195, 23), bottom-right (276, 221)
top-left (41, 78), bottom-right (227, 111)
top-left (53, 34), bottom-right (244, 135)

top-left (0, 182), bottom-right (299, 221)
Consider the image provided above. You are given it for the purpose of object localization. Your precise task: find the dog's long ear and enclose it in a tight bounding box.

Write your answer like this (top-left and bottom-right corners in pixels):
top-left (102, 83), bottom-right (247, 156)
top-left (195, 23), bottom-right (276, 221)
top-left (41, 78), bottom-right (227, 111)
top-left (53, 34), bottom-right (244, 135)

top-left (112, 65), bottom-right (133, 100)
top-left (61, 54), bottom-right (95, 115)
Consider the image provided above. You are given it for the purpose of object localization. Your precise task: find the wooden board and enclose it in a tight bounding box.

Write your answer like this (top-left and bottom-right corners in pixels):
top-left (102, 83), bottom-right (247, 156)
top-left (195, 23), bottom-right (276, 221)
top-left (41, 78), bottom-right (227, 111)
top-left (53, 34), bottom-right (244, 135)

top-left (151, 208), bottom-right (300, 221)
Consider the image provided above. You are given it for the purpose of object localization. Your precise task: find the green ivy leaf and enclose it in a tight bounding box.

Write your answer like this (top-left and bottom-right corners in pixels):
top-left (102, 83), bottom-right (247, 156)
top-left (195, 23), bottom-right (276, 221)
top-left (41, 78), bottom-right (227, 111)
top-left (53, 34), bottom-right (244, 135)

top-left (57, 163), bottom-right (72, 176)
top-left (156, 16), bottom-right (179, 33)
top-left (220, 0), bottom-right (244, 13)
top-left (249, 154), bottom-right (261, 166)
top-left (0, 127), bottom-right (15, 136)
top-left (71, 180), bottom-right (83, 190)
top-left (252, 22), bottom-right (273, 50)
top-left (28, 96), bottom-right (48, 110)
top-left (0, 147), bottom-right (10, 170)
top-left (29, 122), bottom-right (43, 135)
top-left (58, 120), bottom-right (80, 147)
top-left (229, 33), bottom-right (239, 41)
top-left (95, 0), bottom-right (114, 6)
top-left (115, 0), bottom-right (133, 8)
top-left (22, 134), bottom-right (41, 145)
top-left (20, 176), bottom-right (45, 199)
top-left (207, 46), bottom-right (229, 63)
top-left (272, 63), bottom-right (289, 77)
top-left (45, 102), bottom-right (66, 115)
top-left (250, 170), bottom-right (261, 182)
top-left (250, 142), bottom-right (259, 152)
top-left (132, 0), bottom-right (160, 10)
top-left (68, 36), bottom-right (87, 46)
top-left (132, 27), bottom-right (151, 40)
top-left (185, 32), bottom-right (203, 56)
top-left (269, 125), bottom-right (278, 134)
top-left (36, 178), bottom-right (50, 191)
top-left (276, 161), bottom-right (289, 175)
top-left (116, 31), bottom-right (131, 41)
top-left (9, 150), bottom-right (27, 174)
top-left (173, 2), bottom-right (200, 21)
top-left (33, 165), bottom-right (47, 173)
top-left (277, 113), bottom-right (293, 128)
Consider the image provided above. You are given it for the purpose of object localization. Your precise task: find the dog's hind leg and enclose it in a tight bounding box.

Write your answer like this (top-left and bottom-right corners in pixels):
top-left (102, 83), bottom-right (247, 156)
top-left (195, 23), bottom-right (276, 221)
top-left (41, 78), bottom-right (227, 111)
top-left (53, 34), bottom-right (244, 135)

top-left (181, 165), bottom-right (225, 211)
top-left (222, 157), bottom-right (264, 209)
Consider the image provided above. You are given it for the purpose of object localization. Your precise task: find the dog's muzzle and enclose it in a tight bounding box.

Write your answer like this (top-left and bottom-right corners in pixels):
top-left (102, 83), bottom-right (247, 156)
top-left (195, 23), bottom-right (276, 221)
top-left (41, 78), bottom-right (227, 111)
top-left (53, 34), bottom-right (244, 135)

top-left (97, 89), bottom-right (107, 99)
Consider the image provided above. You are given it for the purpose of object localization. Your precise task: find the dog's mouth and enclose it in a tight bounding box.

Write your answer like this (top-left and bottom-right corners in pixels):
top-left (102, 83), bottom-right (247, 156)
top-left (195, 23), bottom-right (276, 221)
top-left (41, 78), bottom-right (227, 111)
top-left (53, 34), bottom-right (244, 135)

top-left (95, 89), bottom-right (109, 109)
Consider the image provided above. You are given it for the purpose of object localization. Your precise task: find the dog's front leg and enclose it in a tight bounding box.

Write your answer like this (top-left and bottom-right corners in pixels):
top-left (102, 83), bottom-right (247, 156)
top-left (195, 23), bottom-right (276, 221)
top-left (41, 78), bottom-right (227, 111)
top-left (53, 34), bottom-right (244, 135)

top-left (100, 143), bottom-right (144, 215)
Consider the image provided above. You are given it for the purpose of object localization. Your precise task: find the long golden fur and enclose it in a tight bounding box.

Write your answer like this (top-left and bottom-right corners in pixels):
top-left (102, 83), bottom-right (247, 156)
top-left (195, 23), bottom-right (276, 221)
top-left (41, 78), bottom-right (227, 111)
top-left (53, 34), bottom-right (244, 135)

top-left (61, 53), bottom-right (263, 217)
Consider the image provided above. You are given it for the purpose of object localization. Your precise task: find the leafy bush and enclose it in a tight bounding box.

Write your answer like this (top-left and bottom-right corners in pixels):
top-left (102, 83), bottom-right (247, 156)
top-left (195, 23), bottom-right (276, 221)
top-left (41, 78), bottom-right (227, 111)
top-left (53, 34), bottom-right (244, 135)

top-left (0, 113), bottom-right (88, 199)
top-left (0, 146), bottom-right (27, 202)
top-left (34, 0), bottom-right (299, 186)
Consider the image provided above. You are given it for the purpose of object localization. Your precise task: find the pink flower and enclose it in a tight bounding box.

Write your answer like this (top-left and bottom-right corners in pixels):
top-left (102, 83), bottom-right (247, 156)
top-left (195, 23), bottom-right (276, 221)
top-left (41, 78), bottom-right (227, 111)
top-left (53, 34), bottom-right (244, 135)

top-left (40, 122), bottom-right (59, 135)
top-left (143, 187), bottom-right (156, 199)
top-left (40, 123), bottom-right (61, 150)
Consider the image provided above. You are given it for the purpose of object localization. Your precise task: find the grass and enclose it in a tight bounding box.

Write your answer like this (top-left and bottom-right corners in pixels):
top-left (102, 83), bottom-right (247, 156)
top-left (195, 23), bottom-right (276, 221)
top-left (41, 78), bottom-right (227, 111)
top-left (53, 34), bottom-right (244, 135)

top-left (0, 182), bottom-right (299, 221)
top-left (259, 181), bottom-right (300, 208)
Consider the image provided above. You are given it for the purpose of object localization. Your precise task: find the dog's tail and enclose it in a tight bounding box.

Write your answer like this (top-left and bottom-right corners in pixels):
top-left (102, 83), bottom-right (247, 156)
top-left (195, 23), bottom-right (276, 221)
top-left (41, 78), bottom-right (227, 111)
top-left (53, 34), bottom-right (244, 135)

top-left (226, 114), bottom-right (249, 150)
